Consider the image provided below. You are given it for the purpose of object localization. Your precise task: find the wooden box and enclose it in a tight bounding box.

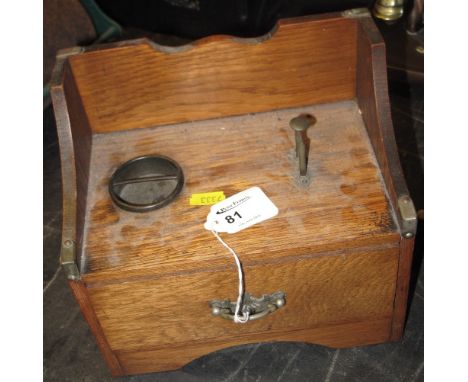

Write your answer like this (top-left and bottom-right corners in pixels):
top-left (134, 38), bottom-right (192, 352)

top-left (51, 10), bottom-right (417, 376)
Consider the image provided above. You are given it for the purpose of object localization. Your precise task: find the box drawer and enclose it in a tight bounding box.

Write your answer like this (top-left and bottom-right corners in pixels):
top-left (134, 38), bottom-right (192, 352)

top-left (88, 245), bottom-right (399, 352)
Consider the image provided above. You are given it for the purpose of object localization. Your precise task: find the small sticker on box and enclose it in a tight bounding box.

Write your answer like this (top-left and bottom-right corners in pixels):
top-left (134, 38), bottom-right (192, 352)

top-left (189, 191), bottom-right (225, 206)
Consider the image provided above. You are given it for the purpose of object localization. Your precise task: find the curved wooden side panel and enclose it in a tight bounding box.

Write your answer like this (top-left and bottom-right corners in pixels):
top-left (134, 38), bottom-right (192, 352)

top-left (50, 50), bottom-right (124, 375)
top-left (355, 17), bottom-right (417, 340)
top-left (50, 50), bottom-right (93, 278)
top-left (356, 17), bottom-right (417, 236)
top-left (50, 49), bottom-right (82, 279)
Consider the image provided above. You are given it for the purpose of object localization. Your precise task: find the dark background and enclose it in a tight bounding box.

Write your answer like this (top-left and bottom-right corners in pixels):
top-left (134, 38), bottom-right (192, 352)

top-left (95, 0), bottom-right (368, 38)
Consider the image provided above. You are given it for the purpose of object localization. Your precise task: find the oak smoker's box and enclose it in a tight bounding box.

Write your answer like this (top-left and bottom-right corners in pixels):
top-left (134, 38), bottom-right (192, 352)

top-left (51, 10), bottom-right (417, 376)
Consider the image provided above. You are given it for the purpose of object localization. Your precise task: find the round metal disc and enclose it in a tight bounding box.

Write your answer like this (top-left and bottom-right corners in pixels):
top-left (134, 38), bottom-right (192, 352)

top-left (109, 155), bottom-right (184, 212)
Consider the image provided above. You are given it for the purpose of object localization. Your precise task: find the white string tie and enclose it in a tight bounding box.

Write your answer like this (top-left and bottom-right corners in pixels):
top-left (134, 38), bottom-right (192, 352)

top-left (211, 230), bottom-right (250, 324)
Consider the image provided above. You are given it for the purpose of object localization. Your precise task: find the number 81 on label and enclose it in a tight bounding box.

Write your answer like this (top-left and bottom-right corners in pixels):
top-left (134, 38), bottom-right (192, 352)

top-left (225, 211), bottom-right (242, 224)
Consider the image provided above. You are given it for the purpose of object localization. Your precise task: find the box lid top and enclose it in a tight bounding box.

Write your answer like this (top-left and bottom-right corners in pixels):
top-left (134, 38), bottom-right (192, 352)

top-left (80, 100), bottom-right (399, 285)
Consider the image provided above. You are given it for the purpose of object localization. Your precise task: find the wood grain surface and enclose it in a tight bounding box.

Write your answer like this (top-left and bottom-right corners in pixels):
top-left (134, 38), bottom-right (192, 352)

top-left (355, 17), bottom-right (417, 338)
top-left (390, 236), bottom-right (416, 340)
top-left (68, 280), bottom-right (124, 376)
top-left (51, 51), bottom-right (92, 268)
top-left (356, 17), bottom-right (415, 232)
top-left (62, 63), bottom-right (92, 262)
top-left (50, 56), bottom-right (80, 252)
top-left (68, 15), bottom-right (357, 133)
top-left (81, 101), bottom-right (399, 283)
top-left (88, 246), bottom-right (398, 352)
top-left (50, 13), bottom-right (417, 375)
top-left (116, 318), bottom-right (393, 374)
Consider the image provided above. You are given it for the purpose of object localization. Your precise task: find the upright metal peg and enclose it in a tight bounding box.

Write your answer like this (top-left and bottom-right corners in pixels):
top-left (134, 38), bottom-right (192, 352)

top-left (289, 114), bottom-right (315, 176)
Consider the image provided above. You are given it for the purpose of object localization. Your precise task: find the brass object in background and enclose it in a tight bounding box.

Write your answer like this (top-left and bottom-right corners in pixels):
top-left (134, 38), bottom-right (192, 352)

top-left (373, 0), bottom-right (404, 22)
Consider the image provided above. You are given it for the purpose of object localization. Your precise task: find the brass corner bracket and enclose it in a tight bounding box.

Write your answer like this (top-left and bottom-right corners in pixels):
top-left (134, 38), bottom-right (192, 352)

top-left (398, 195), bottom-right (417, 239)
top-left (61, 240), bottom-right (80, 280)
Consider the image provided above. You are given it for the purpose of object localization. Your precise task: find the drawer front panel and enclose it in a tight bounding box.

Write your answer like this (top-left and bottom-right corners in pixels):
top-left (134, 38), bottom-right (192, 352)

top-left (88, 246), bottom-right (399, 352)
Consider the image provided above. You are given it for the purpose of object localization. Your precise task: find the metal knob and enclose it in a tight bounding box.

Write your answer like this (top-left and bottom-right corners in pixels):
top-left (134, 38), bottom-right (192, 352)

top-left (289, 114), bottom-right (316, 176)
top-left (373, 0), bottom-right (404, 22)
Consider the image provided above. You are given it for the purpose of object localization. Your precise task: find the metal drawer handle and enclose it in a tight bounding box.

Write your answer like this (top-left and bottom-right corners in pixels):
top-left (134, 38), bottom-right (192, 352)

top-left (209, 291), bottom-right (286, 322)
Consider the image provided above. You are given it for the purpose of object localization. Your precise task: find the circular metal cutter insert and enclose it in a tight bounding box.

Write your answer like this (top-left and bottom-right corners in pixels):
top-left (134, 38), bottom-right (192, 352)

top-left (109, 155), bottom-right (184, 212)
